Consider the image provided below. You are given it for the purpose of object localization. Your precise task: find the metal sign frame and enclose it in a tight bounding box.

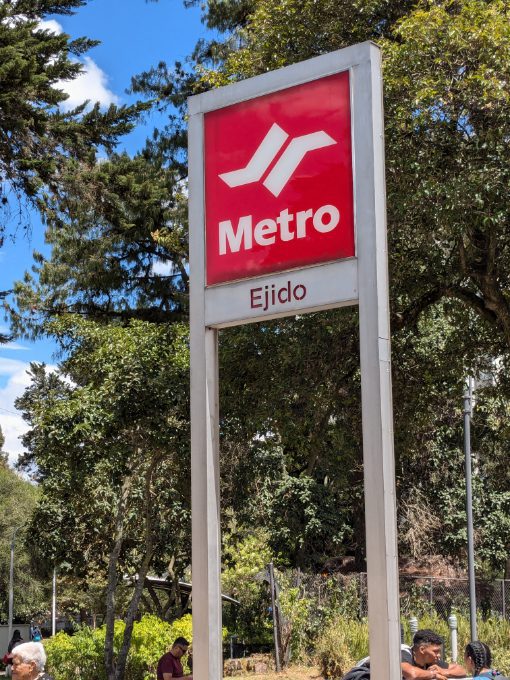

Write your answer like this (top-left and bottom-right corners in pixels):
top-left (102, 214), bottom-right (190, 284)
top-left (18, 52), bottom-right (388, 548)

top-left (189, 41), bottom-right (400, 680)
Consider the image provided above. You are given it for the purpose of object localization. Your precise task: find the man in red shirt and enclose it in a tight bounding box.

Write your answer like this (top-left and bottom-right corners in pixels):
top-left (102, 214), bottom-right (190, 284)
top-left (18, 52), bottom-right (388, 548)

top-left (157, 637), bottom-right (193, 680)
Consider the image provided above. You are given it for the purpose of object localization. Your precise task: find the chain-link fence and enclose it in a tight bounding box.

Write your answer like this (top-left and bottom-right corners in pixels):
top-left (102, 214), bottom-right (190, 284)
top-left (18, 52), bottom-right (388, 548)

top-left (284, 571), bottom-right (510, 622)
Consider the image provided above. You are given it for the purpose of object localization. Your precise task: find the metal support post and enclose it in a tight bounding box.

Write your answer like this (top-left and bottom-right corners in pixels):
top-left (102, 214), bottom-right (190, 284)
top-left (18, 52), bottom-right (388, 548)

top-left (229, 636), bottom-right (237, 660)
top-left (189, 104), bottom-right (223, 680)
top-left (268, 563), bottom-right (281, 671)
top-left (190, 326), bottom-right (222, 678)
top-left (409, 616), bottom-right (418, 643)
top-left (8, 528), bottom-right (18, 643)
top-left (356, 44), bottom-right (401, 680)
top-left (52, 568), bottom-right (57, 636)
top-left (359, 573), bottom-right (364, 620)
top-left (464, 377), bottom-right (477, 641)
top-left (502, 580), bottom-right (506, 620)
top-left (448, 614), bottom-right (458, 663)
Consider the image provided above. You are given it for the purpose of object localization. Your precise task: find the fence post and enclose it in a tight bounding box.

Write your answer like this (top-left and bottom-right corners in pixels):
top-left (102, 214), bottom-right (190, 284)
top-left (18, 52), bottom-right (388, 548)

top-left (448, 614), bottom-right (458, 663)
top-left (429, 577), bottom-right (434, 611)
top-left (359, 573), bottom-right (365, 620)
top-left (502, 580), bottom-right (506, 620)
top-left (409, 616), bottom-right (418, 645)
top-left (268, 562), bottom-right (281, 672)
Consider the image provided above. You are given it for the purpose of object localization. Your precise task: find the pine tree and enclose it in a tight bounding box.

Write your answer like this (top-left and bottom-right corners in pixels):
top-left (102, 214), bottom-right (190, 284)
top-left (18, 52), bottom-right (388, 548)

top-left (0, 0), bottom-right (145, 239)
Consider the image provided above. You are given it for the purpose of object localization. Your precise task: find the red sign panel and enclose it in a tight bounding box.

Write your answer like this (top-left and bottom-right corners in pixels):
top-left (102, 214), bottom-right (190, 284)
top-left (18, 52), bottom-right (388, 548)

top-left (204, 71), bottom-right (354, 286)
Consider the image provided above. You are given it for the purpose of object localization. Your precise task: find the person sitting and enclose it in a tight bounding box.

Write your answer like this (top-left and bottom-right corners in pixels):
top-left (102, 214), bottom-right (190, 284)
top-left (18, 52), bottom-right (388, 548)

top-left (10, 642), bottom-right (53, 680)
top-left (157, 637), bottom-right (193, 680)
top-left (464, 641), bottom-right (506, 679)
top-left (401, 629), bottom-right (466, 680)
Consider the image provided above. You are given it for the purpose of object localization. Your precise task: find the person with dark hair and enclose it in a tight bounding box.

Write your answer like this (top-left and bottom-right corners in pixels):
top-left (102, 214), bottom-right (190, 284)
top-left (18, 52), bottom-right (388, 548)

top-left (401, 629), bottom-right (466, 680)
top-left (157, 637), bottom-right (193, 680)
top-left (465, 641), bottom-right (505, 679)
top-left (8, 631), bottom-right (23, 654)
top-left (3, 630), bottom-right (24, 677)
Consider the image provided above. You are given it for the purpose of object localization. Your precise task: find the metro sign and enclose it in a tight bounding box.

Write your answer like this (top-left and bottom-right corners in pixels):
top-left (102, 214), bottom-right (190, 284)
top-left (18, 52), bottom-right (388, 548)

top-left (190, 44), bottom-right (399, 680)
top-left (204, 71), bottom-right (355, 286)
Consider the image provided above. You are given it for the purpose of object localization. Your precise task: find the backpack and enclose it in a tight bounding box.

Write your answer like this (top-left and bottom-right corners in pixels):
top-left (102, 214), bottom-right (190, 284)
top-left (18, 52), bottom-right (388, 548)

top-left (342, 664), bottom-right (371, 680)
top-left (355, 644), bottom-right (412, 669)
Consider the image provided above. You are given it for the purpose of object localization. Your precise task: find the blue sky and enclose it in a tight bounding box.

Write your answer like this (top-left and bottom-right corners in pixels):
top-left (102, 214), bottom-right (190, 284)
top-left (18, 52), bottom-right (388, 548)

top-left (0, 0), bottom-right (208, 462)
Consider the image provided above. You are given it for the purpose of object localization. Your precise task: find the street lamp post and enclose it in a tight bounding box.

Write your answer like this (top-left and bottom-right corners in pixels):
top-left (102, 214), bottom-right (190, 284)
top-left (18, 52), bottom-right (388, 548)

top-left (8, 528), bottom-right (19, 643)
top-left (464, 377), bottom-right (477, 641)
top-left (52, 567), bottom-right (57, 636)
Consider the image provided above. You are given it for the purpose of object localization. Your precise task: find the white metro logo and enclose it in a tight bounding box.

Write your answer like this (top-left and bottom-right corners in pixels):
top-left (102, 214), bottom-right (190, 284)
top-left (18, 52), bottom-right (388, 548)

top-left (219, 123), bottom-right (336, 197)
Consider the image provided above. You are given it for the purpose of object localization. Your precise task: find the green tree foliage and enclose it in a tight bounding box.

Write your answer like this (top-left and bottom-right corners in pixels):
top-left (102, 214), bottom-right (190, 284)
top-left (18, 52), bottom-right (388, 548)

top-left (221, 522), bottom-right (273, 643)
top-left (383, 0), bottom-right (510, 349)
top-left (9, 0), bottom-right (510, 579)
top-left (0, 425), bottom-right (7, 465)
top-left (10, 151), bottom-right (188, 337)
top-left (16, 319), bottom-right (190, 680)
top-left (0, 0), bottom-right (144, 233)
top-left (45, 613), bottom-right (193, 680)
top-left (0, 460), bottom-right (47, 622)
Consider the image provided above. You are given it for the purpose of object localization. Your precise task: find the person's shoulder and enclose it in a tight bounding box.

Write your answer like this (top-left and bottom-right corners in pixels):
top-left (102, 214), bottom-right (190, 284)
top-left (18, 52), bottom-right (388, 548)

top-left (158, 651), bottom-right (179, 668)
top-left (401, 648), bottom-right (413, 664)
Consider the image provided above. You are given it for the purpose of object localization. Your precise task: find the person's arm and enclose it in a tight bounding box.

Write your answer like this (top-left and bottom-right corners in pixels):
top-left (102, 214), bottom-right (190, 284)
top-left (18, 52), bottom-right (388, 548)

top-left (428, 663), bottom-right (467, 679)
top-left (401, 662), bottom-right (448, 680)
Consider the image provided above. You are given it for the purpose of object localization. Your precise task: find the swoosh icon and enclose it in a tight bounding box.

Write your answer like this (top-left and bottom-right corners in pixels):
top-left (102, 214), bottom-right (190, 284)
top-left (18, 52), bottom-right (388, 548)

top-left (219, 124), bottom-right (336, 197)
top-left (219, 123), bottom-right (289, 189)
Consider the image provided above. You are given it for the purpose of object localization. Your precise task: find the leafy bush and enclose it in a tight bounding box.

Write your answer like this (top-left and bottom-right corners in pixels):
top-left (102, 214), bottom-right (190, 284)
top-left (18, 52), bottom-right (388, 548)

top-left (125, 614), bottom-right (179, 679)
top-left (315, 619), bottom-right (357, 679)
top-left (45, 626), bottom-right (106, 680)
top-left (277, 581), bottom-right (313, 662)
top-left (221, 525), bottom-right (274, 644)
top-left (45, 614), bottom-right (193, 680)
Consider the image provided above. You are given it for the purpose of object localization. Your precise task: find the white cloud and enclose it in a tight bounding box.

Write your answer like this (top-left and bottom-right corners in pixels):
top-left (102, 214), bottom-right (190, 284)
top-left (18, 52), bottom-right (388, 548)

top-left (0, 359), bottom-right (56, 465)
top-left (37, 19), bottom-right (63, 34)
top-left (58, 56), bottom-right (119, 111)
top-left (35, 18), bottom-right (119, 111)
top-left (0, 357), bottom-right (30, 377)
top-left (1, 342), bottom-right (29, 352)
top-left (151, 260), bottom-right (175, 277)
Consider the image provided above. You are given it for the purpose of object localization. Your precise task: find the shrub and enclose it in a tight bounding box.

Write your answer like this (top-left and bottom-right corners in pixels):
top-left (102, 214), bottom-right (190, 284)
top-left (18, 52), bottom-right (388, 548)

top-left (221, 525), bottom-right (274, 644)
top-left (45, 626), bottom-right (106, 680)
top-left (125, 614), bottom-right (176, 679)
top-left (315, 618), bottom-right (358, 679)
top-left (45, 614), bottom-right (193, 680)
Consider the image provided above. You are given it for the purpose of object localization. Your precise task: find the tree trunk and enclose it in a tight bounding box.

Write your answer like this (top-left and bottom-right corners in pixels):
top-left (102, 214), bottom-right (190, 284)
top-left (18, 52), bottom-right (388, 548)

top-left (114, 454), bottom-right (159, 680)
top-left (105, 476), bottom-right (132, 680)
top-left (114, 547), bottom-right (153, 679)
